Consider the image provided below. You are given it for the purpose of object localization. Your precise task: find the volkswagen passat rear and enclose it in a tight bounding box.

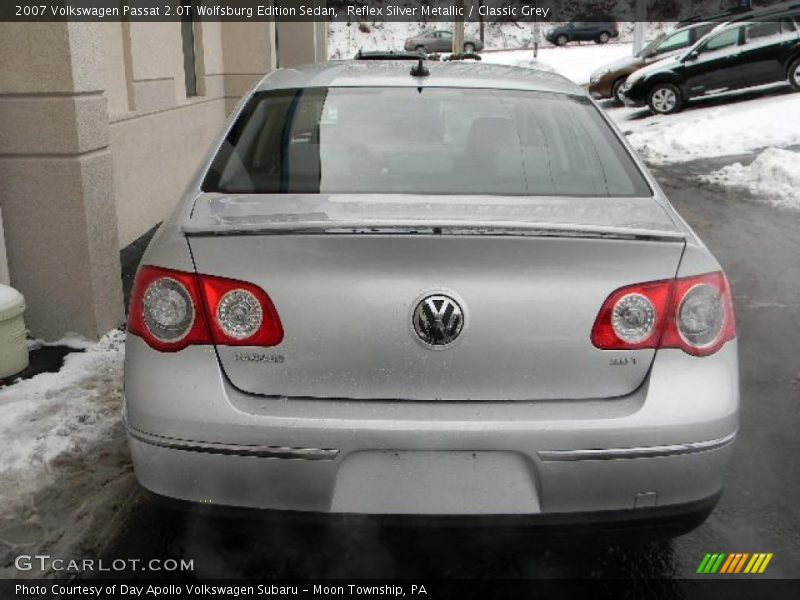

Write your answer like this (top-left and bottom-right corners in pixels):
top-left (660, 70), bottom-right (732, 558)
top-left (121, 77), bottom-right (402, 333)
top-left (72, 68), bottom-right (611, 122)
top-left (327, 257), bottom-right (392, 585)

top-left (124, 62), bottom-right (738, 530)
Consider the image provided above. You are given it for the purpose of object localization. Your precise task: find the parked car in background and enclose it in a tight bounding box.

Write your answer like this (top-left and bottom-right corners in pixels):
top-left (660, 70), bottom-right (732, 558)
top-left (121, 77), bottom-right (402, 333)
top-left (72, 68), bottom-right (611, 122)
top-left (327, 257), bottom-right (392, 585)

top-left (404, 30), bottom-right (483, 53)
top-left (590, 21), bottom-right (718, 104)
top-left (622, 9), bottom-right (800, 114)
top-left (546, 18), bottom-right (619, 46)
top-left (125, 60), bottom-right (738, 534)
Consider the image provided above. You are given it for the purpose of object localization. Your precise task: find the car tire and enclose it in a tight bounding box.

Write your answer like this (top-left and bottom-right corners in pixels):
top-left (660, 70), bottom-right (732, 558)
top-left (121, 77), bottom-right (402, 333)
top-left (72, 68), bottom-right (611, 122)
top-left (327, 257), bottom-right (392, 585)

top-left (597, 32), bottom-right (611, 44)
top-left (789, 58), bottom-right (800, 91)
top-left (415, 45), bottom-right (427, 53)
top-left (556, 35), bottom-right (568, 47)
top-left (648, 83), bottom-right (684, 115)
top-left (612, 78), bottom-right (627, 106)
top-left (464, 42), bottom-right (476, 54)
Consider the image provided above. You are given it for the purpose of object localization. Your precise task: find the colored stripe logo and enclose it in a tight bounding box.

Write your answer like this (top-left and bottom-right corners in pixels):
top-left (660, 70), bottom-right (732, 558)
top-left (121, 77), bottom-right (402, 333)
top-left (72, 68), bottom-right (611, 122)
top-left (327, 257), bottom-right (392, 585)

top-left (697, 553), bottom-right (773, 574)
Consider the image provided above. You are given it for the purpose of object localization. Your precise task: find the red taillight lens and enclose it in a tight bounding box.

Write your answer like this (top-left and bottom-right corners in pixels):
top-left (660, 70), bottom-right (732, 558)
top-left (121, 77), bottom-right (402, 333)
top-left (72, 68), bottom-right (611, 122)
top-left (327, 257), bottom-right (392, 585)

top-left (592, 272), bottom-right (736, 357)
top-left (198, 275), bottom-right (283, 347)
top-left (662, 272), bottom-right (736, 357)
top-left (128, 267), bottom-right (283, 352)
top-left (128, 267), bottom-right (211, 352)
top-left (590, 279), bottom-right (673, 350)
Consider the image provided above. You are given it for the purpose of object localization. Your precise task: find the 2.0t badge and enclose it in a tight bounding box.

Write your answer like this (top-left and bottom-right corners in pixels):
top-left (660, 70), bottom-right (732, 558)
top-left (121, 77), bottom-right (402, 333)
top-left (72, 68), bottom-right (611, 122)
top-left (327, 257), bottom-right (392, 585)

top-left (412, 294), bottom-right (464, 348)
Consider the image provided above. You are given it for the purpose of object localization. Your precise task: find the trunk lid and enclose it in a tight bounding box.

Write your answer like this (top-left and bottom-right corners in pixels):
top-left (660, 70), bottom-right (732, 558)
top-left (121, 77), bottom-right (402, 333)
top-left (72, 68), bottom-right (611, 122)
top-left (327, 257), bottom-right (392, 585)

top-left (186, 194), bottom-right (685, 401)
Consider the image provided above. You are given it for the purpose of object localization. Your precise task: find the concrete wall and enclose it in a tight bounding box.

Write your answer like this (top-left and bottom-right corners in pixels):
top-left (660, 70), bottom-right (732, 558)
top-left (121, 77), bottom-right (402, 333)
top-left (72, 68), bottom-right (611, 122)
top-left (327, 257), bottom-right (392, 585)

top-left (276, 21), bottom-right (328, 68)
top-left (106, 20), bottom-right (278, 247)
top-left (104, 20), bottom-right (228, 247)
top-left (0, 19), bottom-right (315, 340)
top-left (0, 22), bottom-right (123, 339)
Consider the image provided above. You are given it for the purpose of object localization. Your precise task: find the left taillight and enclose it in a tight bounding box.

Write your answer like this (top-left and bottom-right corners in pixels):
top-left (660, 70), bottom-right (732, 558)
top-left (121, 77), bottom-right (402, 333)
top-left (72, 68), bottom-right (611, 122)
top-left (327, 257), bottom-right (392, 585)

top-left (128, 266), bottom-right (283, 352)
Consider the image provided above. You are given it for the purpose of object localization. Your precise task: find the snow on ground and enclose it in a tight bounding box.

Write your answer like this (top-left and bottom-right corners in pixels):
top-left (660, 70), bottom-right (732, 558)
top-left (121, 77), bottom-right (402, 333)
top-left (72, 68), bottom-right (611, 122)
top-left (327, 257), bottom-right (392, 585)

top-left (701, 148), bottom-right (800, 211)
top-left (0, 330), bottom-right (131, 574)
top-left (483, 43), bottom-right (633, 85)
top-left (609, 86), bottom-right (800, 165)
top-left (26, 334), bottom-right (96, 353)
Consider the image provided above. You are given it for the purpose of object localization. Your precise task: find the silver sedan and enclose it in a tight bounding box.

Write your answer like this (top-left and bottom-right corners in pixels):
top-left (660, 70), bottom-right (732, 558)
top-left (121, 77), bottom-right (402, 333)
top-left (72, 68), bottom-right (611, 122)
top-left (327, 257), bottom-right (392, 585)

top-left (124, 61), bottom-right (738, 532)
top-left (404, 29), bottom-right (484, 53)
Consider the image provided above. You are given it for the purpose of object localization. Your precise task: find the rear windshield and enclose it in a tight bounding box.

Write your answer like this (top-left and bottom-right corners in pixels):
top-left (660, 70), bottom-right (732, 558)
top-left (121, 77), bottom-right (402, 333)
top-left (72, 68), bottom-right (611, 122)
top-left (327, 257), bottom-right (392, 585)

top-left (203, 87), bottom-right (651, 197)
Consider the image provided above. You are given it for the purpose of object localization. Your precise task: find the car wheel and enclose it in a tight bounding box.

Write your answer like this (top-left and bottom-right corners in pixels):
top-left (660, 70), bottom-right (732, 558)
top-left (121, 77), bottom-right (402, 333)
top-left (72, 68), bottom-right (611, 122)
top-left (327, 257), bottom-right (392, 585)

top-left (464, 42), bottom-right (476, 54)
top-left (415, 45), bottom-right (427, 53)
top-left (612, 78), bottom-right (627, 106)
top-left (648, 83), bottom-right (683, 115)
top-left (556, 35), bottom-right (568, 47)
top-left (789, 58), bottom-right (800, 91)
top-left (597, 32), bottom-right (611, 44)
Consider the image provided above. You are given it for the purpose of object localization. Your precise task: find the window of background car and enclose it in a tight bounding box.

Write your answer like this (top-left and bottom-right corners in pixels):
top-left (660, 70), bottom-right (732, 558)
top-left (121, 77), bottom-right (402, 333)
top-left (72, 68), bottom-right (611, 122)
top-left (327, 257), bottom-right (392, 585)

top-left (694, 23), bottom-right (717, 39)
top-left (656, 29), bottom-right (692, 54)
top-left (700, 26), bottom-right (742, 53)
top-left (783, 17), bottom-right (799, 32)
top-left (745, 20), bottom-right (782, 41)
top-left (203, 87), bottom-right (651, 198)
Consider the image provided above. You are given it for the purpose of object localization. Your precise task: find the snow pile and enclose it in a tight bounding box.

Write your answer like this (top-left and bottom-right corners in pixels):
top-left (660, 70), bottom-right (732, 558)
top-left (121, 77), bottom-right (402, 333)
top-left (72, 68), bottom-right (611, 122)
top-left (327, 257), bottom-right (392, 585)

top-left (484, 43), bottom-right (633, 85)
top-left (26, 334), bottom-right (96, 353)
top-left (701, 149), bottom-right (800, 211)
top-left (0, 330), bottom-right (130, 570)
top-left (619, 90), bottom-right (800, 164)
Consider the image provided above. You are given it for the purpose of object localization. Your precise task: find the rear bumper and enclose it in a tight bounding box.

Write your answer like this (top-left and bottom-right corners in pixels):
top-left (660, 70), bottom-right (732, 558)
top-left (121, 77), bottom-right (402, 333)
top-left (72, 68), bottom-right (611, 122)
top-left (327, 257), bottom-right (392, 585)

top-left (128, 424), bottom-right (733, 519)
top-left (140, 483), bottom-right (721, 537)
top-left (124, 336), bottom-right (738, 518)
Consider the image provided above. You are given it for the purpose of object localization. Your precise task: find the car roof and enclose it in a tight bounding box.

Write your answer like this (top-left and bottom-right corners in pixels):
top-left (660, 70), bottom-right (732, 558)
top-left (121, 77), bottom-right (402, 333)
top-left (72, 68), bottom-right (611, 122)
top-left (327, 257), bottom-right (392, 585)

top-left (721, 2), bottom-right (799, 24)
top-left (707, 5), bottom-right (800, 36)
top-left (675, 20), bottom-right (720, 31)
top-left (255, 61), bottom-right (584, 96)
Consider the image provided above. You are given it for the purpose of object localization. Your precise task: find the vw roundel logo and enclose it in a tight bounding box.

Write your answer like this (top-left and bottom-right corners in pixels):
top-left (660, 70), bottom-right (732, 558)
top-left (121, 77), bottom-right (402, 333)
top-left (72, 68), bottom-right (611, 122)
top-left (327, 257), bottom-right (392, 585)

top-left (412, 294), bottom-right (464, 348)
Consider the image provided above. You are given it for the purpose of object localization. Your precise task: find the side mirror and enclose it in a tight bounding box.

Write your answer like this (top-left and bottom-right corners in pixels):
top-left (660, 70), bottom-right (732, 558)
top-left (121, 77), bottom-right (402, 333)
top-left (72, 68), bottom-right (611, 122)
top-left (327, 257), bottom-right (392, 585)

top-left (684, 49), bottom-right (700, 62)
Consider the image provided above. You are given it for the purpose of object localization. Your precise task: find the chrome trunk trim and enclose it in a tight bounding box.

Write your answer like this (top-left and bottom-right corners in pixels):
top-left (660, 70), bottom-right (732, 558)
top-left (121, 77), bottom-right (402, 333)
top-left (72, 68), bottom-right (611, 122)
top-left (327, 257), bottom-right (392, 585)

top-left (537, 432), bottom-right (737, 462)
top-left (126, 423), bottom-right (339, 461)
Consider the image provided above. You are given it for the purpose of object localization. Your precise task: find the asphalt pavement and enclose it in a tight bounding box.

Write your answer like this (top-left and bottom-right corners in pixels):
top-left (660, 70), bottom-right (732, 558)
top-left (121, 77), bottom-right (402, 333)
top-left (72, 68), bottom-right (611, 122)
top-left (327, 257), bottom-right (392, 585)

top-left (95, 156), bottom-right (800, 581)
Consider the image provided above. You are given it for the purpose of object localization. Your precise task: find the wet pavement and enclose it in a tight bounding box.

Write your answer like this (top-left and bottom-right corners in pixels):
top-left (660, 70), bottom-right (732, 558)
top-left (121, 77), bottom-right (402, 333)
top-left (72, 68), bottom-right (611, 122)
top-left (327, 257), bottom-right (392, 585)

top-left (95, 158), bottom-right (800, 581)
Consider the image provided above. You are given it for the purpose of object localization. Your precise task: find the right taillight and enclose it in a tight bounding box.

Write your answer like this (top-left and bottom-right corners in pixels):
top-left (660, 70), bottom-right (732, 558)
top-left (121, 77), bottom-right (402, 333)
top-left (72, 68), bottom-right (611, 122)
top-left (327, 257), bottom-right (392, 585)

top-left (661, 272), bottom-right (736, 357)
top-left (592, 272), bottom-right (736, 357)
top-left (128, 266), bottom-right (283, 352)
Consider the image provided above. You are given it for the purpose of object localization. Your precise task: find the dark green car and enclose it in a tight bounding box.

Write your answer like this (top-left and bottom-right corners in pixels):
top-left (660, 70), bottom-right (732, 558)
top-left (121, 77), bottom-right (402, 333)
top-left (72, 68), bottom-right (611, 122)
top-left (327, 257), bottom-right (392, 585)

top-left (622, 11), bottom-right (800, 114)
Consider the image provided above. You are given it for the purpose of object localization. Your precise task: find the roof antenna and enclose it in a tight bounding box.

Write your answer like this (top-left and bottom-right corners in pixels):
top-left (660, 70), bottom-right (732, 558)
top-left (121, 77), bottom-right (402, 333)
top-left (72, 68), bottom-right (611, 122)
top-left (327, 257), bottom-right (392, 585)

top-left (410, 58), bottom-right (430, 77)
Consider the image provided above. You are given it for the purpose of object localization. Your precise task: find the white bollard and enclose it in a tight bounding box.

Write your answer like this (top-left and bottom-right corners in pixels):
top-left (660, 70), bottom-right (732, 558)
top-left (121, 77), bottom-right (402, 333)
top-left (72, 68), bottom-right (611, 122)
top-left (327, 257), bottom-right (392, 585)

top-left (0, 284), bottom-right (28, 379)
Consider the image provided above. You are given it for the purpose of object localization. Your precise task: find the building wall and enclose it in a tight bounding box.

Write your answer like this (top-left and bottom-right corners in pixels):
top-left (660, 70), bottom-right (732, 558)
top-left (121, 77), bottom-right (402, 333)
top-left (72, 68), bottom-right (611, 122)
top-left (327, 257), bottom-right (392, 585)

top-left (0, 19), bottom-right (322, 340)
top-left (0, 22), bottom-right (123, 338)
top-left (103, 20), bottom-right (277, 248)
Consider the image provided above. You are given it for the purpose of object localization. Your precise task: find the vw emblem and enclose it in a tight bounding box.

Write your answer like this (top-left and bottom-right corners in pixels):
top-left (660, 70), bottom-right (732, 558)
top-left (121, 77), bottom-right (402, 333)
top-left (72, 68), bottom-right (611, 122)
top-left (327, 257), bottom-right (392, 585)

top-left (412, 294), bottom-right (464, 348)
